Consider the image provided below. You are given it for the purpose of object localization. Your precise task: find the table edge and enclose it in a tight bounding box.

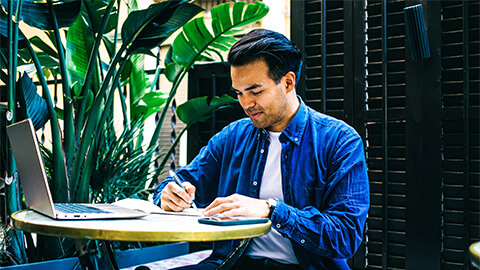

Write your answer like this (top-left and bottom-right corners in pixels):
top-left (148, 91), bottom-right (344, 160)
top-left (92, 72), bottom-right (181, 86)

top-left (11, 210), bottom-right (271, 242)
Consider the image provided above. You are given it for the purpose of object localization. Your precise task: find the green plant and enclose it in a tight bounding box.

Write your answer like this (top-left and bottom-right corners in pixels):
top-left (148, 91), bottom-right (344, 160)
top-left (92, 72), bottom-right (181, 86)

top-left (1, 0), bottom-right (202, 264)
top-left (0, 0), bottom-right (268, 265)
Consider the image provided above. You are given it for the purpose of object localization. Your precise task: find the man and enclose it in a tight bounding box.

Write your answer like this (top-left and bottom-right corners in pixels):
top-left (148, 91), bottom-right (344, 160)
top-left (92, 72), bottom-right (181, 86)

top-left (153, 29), bottom-right (370, 270)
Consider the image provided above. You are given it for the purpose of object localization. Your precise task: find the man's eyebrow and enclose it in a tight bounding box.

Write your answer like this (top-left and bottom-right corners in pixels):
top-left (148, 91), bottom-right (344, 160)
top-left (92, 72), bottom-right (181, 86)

top-left (231, 84), bottom-right (263, 92)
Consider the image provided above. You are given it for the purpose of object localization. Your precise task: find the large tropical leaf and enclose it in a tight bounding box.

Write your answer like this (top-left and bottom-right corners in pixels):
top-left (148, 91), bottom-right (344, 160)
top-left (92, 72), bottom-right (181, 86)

top-left (132, 91), bottom-right (168, 121)
top-left (30, 36), bottom-right (57, 59)
top-left (67, 0), bottom-right (117, 92)
top-left (121, 0), bottom-right (203, 55)
top-left (15, 72), bottom-right (49, 130)
top-left (66, 12), bottom-right (94, 87)
top-left (81, 0), bottom-right (118, 35)
top-left (0, 11), bottom-right (27, 49)
top-left (0, 0), bottom-right (82, 30)
top-left (72, 0), bottom-right (202, 202)
top-left (0, 48), bottom-right (33, 72)
top-left (165, 1), bottom-right (269, 81)
top-left (127, 54), bottom-right (147, 107)
top-left (176, 94), bottom-right (238, 125)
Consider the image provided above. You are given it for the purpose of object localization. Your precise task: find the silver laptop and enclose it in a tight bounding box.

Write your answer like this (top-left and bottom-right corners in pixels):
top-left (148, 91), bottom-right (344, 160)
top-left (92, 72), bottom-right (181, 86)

top-left (6, 119), bottom-right (147, 220)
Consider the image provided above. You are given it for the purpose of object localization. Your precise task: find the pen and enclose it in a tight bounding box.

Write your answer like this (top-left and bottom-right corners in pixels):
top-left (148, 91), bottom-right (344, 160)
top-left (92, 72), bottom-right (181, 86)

top-left (169, 171), bottom-right (198, 210)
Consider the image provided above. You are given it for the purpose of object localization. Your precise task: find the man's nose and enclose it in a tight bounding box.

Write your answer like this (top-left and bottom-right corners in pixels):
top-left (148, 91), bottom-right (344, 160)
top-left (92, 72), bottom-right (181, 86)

top-left (239, 94), bottom-right (255, 109)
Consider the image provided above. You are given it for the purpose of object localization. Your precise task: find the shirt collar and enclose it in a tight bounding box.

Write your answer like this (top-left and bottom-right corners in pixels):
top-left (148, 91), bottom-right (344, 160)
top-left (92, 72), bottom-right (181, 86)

top-left (280, 96), bottom-right (307, 145)
top-left (256, 96), bottom-right (307, 145)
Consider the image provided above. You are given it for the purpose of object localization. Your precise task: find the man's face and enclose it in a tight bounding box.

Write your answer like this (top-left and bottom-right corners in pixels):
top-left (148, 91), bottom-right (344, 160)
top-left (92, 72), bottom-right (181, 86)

top-left (231, 60), bottom-right (291, 132)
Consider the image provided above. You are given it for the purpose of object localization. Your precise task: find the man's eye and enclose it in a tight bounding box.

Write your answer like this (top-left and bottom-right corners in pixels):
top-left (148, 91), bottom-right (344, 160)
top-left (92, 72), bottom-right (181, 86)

top-left (235, 92), bottom-right (242, 96)
top-left (252, 91), bottom-right (262, 96)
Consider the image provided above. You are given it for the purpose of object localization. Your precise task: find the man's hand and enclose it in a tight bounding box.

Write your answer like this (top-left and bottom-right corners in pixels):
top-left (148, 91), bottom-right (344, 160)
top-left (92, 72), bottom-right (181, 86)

top-left (160, 181), bottom-right (196, 212)
top-left (202, 193), bottom-right (269, 218)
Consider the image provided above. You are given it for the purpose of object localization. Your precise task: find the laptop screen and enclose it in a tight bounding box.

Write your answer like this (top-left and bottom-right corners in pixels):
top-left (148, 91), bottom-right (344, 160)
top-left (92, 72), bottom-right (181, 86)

top-left (6, 119), bottom-right (57, 218)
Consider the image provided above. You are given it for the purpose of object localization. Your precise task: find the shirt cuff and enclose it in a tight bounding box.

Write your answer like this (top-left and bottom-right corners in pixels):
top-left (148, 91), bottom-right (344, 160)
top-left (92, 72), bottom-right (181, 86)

top-left (269, 198), bottom-right (296, 236)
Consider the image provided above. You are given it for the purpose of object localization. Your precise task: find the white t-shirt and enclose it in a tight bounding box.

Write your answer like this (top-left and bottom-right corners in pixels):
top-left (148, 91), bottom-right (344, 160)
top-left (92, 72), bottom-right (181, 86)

top-left (245, 131), bottom-right (299, 264)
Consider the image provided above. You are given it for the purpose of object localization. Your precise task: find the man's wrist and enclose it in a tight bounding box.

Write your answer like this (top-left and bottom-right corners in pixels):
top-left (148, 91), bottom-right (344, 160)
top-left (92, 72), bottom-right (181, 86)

top-left (266, 198), bottom-right (278, 218)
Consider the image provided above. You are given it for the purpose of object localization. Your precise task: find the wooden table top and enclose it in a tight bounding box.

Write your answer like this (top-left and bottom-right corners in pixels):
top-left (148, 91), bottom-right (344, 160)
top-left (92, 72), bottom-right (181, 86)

top-left (11, 210), bottom-right (271, 242)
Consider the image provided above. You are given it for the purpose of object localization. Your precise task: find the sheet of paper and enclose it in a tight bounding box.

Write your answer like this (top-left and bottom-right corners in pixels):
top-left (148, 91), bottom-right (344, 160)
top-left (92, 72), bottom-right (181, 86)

top-left (113, 198), bottom-right (202, 216)
top-left (155, 208), bottom-right (203, 216)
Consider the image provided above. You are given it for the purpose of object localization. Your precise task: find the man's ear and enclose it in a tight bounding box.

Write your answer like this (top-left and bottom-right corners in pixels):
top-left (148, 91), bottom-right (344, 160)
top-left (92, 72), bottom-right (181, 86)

top-left (283, 71), bottom-right (296, 93)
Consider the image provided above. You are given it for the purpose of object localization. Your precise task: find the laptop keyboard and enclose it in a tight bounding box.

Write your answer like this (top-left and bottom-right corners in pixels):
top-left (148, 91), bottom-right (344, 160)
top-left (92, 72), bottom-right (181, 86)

top-left (55, 204), bottom-right (111, 214)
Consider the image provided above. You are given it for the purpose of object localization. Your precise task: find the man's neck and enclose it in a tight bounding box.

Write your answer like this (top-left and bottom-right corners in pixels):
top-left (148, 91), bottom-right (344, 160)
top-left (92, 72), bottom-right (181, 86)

top-left (267, 93), bottom-right (300, 132)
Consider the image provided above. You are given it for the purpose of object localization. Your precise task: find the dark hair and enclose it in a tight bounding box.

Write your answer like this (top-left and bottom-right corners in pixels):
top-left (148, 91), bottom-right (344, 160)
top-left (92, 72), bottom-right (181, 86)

top-left (228, 29), bottom-right (303, 85)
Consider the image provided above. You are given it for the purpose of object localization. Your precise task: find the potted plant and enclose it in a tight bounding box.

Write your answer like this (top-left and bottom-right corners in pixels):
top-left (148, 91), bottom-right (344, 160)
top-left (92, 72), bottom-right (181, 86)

top-left (0, 0), bottom-right (268, 266)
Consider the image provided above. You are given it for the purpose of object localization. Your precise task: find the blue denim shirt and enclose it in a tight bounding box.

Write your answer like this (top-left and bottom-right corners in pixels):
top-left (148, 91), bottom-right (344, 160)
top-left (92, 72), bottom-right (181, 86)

top-left (153, 98), bottom-right (370, 269)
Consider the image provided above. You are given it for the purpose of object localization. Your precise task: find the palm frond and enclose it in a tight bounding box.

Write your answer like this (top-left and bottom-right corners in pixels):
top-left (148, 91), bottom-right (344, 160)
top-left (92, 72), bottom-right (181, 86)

top-left (164, 1), bottom-right (269, 81)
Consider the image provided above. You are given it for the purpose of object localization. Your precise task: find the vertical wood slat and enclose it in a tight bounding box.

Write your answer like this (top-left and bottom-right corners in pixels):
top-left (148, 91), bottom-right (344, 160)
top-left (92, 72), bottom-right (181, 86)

top-left (348, 0), bottom-right (368, 267)
top-left (290, 0), bottom-right (305, 98)
top-left (381, 0), bottom-right (389, 268)
top-left (321, 0), bottom-right (327, 113)
top-left (461, 0), bottom-right (471, 267)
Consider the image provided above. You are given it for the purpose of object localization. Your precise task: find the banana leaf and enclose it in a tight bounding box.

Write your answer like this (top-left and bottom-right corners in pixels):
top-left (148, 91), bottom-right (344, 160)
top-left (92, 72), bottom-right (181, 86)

top-left (176, 94), bottom-right (238, 125)
top-left (72, 0), bottom-right (203, 202)
top-left (0, 0), bottom-right (82, 30)
top-left (0, 48), bottom-right (32, 72)
top-left (15, 72), bottom-right (49, 130)
top-left (81, 0), bottom-right (118, 34)
top-left (132, 91), bottom-right (168, 121)
top-left (30, 36), bottom-right (58, 59)
top-left (65, 11), bottom-right (94, 88)
top-left (121, 1), bottom-right (203, 55)
top-left (0, 11), bottom-right (27, 50)
top-left (127, 54), bottom-right (148, 109)
top-left (67, 0), bottom-right (117, 94)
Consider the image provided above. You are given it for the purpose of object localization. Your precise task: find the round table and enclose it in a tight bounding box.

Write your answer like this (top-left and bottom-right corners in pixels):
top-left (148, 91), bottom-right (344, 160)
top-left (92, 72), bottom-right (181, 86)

top-left (11, 210), bottom-right (271, 242)
top-left (12, 210), bottom-right (271, 270)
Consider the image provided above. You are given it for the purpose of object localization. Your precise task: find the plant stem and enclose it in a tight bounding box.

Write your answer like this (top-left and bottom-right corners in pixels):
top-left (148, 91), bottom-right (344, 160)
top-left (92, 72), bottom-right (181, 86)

top-left (117, 79), bottom-right (128, 128)
top-left (76, 63), bottom-right (125, 201)
top-left (76, 0), bottom-right (116, 139)
top-left (71, 43), bottom-right (128, 202)
top-left (47, 0), bottom-right (75, 175)
top-left (6, 0), bottom-right (27, 263)
top-left (148, 69), bottom-right (187, 148)
top-left (25, 40), bottom-right (68, 202)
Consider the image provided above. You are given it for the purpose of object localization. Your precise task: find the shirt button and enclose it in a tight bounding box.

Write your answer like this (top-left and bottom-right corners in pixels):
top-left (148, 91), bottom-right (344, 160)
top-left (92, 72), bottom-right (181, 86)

top-left (294, 138), bottom-right (298, 142)
top-left (301, 239), bottom-right (305, 244)
top-left (253, 181), bottom-right (257, 186)
top-left (276, 224), bottom-right (281, 228)
top-left (260, 149), bottom-right (264, 153)
top-left (284, 155), bottom-right (288, 159)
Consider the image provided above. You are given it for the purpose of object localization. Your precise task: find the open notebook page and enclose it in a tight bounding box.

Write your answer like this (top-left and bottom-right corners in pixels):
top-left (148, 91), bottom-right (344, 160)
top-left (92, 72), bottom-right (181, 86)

top-left (112, 198), bottom-right (202, 216)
